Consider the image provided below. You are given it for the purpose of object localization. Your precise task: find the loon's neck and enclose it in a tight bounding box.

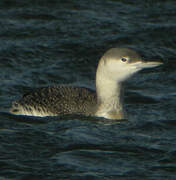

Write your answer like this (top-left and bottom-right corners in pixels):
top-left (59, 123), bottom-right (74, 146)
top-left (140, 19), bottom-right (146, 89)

top-left (95, 70), bottom-right (125, 120)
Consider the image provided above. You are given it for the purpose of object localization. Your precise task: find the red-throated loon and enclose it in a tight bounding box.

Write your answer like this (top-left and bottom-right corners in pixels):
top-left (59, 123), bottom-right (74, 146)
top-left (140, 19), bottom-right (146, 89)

top-left (9, 48), bottom-right (163, 119)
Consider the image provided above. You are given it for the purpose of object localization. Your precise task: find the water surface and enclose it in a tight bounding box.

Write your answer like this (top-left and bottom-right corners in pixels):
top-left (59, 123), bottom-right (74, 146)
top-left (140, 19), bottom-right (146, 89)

top-left (0, 0), bottom-right (176, 179)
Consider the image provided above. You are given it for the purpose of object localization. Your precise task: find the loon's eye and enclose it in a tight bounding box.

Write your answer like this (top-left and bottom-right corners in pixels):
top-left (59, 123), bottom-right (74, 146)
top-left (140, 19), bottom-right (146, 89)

top-left (121, 57), bottom-right (127, 62)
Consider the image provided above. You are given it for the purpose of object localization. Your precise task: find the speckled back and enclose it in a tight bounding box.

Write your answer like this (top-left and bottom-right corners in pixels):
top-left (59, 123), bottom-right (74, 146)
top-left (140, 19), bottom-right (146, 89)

top-left (10, 85), bottom-right (97, 116)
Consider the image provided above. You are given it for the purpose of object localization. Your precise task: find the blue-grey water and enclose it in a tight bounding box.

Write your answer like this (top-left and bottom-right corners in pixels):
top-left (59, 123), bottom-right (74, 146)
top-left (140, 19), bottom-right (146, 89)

top-left (0, 0), bottom-right (176, 179)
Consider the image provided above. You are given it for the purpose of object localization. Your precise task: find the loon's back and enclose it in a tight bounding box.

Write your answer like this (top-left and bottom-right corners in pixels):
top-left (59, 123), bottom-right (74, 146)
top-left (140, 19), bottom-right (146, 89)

top-left (9, 86), bottom-right (97, 117)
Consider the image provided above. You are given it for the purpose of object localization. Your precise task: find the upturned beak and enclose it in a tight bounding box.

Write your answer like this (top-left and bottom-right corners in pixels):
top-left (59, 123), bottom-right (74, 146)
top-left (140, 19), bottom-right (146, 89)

top-left (135, 60), bottom-right (163, 69)
top-left (142, 60), bottom-right (163, 68)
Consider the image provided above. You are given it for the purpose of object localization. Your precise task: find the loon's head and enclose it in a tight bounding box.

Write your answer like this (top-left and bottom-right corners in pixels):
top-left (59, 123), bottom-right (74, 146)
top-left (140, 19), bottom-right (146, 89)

top-left (97, 48), bottom-right (163, 83)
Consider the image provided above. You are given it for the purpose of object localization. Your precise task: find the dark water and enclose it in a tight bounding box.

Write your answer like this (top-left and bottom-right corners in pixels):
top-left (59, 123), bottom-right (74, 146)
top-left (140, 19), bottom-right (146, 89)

top-left (0, 0), bottom-right (176, 179)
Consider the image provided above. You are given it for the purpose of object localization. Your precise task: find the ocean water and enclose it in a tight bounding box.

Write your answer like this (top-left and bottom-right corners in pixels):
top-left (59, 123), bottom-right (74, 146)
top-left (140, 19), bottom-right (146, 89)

top-left (0, 0), bottom-right (176, 179)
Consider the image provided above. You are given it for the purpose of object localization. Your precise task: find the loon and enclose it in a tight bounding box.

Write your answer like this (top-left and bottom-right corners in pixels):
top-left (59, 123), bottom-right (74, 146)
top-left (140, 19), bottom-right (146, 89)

top-left (9, 48), bottom-right (163, 119)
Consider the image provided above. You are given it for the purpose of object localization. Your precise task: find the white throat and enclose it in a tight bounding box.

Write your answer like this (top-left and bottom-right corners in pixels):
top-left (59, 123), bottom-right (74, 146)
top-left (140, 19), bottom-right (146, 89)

top-left (95, 62), bottom-right (125, 119)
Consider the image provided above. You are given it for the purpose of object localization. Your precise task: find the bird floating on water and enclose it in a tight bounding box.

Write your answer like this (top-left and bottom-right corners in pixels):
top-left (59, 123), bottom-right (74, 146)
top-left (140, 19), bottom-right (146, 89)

top-left (9, 48), bottom-right (163, 119)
